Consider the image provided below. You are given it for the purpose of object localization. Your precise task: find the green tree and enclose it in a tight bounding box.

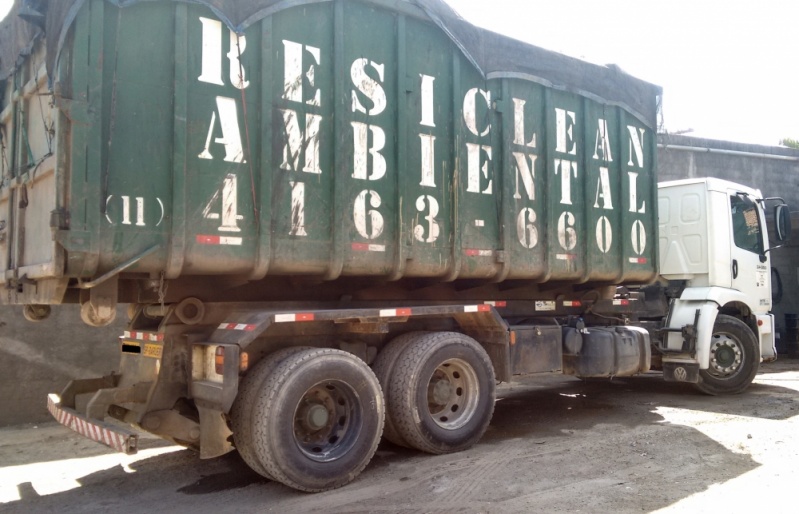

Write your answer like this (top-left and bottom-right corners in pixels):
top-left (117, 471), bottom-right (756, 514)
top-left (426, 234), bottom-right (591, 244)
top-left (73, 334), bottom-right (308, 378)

top-left (780, 138), bottom-right (799, 149)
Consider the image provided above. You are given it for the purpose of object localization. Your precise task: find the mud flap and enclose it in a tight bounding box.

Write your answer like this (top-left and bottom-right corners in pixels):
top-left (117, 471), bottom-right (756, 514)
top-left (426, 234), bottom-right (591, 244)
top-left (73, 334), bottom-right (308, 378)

top-left (663, 361), bottom-right (700, 383)
top-left (758, 314), bottom-right (777, 362)
top-left (196, 402), bottom-right (234, 459)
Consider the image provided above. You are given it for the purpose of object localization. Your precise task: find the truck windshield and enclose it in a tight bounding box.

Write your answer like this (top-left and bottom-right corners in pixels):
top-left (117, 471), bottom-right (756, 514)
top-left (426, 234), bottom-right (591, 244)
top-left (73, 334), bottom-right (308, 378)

top-left (730, 195), bottom-right (763, 254)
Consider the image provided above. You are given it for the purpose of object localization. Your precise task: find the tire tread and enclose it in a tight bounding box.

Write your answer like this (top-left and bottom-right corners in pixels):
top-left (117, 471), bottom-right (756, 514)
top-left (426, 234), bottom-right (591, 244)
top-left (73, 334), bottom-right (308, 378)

top-left (251, 348), bottom-right (384, 492)
top-left (231, 347), bottom-right (309, 479)
top-left (371, 332), bottom-right (428, 447)
top-left (388, 332), bottom-right (495, 455)
top-left (695, 314), bottom-right (759, 395)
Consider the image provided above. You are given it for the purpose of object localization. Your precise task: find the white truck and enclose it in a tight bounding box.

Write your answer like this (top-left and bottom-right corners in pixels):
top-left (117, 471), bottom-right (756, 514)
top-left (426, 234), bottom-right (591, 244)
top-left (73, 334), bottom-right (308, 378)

top-left (654, 178), bottom-right (789, 394)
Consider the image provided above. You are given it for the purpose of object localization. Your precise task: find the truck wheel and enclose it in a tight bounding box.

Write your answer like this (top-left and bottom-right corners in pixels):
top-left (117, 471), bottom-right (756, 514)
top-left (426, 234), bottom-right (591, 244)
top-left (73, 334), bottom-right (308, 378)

top-left (371, 332), bottom-right (429, 447)
top-left (695, 315), bottom-right (759, 395)
top-left (251, 348), bottom-right (384, 492)
top-left (231, 347), bottom-right (310, 480)
top-left (388, 332), bottom-right (495, 455)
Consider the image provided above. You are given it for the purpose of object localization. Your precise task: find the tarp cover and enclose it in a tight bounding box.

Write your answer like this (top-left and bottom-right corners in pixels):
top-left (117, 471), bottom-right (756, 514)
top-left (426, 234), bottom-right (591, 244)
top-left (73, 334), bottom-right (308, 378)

top-left (0, 0), bottom-right (661, 125)
top-left (0, 1), bottom-right (38, 78)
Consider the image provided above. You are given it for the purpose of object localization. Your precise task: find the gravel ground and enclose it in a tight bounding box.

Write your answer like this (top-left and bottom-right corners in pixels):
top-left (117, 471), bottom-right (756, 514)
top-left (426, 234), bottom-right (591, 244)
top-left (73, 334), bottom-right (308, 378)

top-left (2, 359), bottom-right (798, 513)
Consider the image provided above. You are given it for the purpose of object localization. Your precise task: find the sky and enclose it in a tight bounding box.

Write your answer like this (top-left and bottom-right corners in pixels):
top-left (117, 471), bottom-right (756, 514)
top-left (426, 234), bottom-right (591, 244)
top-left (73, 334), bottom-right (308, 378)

top-left (0, 0), bottom-right (796, 145)
top-left (446, 0), bottom-right (799, 146)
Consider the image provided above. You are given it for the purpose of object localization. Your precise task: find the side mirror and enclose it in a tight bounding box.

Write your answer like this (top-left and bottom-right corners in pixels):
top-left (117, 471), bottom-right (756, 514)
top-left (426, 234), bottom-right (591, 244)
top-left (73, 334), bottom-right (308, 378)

top-left (775, 204), bottom-right (792, 242)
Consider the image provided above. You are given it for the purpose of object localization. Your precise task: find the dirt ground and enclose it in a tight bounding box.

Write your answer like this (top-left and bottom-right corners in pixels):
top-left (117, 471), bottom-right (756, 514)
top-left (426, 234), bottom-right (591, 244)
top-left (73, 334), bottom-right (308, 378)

top-left (2, 360), bottom-right (799, 513)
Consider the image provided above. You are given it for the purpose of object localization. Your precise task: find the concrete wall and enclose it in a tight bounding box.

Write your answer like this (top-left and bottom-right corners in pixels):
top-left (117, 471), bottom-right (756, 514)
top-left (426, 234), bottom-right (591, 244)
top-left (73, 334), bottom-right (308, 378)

top-left (0, 305), bottom-right (124, 427)
top-left (658, 134), bottom-right (799, 349)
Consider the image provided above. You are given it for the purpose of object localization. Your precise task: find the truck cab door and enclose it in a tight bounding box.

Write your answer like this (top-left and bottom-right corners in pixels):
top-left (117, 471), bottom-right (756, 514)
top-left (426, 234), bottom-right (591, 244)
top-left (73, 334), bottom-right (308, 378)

top-left (728, 192), bottom-right (770, 313)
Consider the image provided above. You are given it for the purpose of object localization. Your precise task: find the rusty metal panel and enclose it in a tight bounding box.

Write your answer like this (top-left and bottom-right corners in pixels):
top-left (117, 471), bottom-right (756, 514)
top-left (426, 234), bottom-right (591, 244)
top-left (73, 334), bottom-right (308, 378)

top-left (510, 326), bottom-right (562, 375)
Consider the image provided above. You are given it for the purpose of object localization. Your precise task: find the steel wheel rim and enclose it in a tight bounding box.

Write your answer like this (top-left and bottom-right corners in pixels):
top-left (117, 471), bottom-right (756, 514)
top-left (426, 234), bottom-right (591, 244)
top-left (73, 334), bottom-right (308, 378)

top-left (708, 332), bottom-right (745, 379)
top-left (293, 380), bottom-right (362, 462)
top-left (426, 358), bottom-right (480, 430)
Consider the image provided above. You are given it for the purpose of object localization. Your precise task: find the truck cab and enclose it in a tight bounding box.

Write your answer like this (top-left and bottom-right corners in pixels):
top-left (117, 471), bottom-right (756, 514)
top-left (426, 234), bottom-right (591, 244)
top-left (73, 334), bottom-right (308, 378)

top-left (657, 178), bottom-right (790, 393)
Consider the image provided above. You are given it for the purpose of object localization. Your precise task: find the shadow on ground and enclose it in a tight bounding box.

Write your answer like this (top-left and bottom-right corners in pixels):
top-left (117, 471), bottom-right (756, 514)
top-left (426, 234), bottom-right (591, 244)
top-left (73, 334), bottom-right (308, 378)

top-left (2, 363), bottom-right (797, 513)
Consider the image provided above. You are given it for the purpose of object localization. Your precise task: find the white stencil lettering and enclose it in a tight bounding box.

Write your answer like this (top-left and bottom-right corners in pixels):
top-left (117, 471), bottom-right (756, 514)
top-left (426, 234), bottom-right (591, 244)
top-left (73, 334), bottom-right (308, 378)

top-left (289, 181), bottom-right (307, 237)
top-left (556, 108), bottom-right (577, 155)
top-left (198, 17), bottom-right (249, 90)
top-left (631, 219), bottom-right (647, 255)
top-left (351, 59), bottom-right (387, 116)
top-left (558, 211), bottom-right (578, 251)
top-left (420, 75), bottom-right (436, 128)
top-left (517, 208), bottom-right (538, 249)
top-left (513, 98), bottom-right (537, 148)
top-left (593, 119), bottom-right (613, 162)
top-left (463, 88), bottom-right (491, 137)
top-left (627, 126), bottom-right (646, 168)
top-left (513, 152), bottom-right (537, 201)
top-left (414, 195), bottom-right (440, 243)
top-left (283, 40), bottom-right (321, 106)
top-left (198, 97), bottom-right (246, 163)
top-left (354, 190), bottom-right (384, 240)
top-left (280, 110), bottom-right (322, 174)
top-left (203, 174), bottom-right (243, 232)
top-left (466, 143), bottom-right (493, 195)
top-left (554, 159), bottom-right (578, 205)
top-left (352, 122), bottom-right (387, 181)
top-left (594, 167), bottom-right (613, 210)
top-left (596, 216), bottom-right (613, 253)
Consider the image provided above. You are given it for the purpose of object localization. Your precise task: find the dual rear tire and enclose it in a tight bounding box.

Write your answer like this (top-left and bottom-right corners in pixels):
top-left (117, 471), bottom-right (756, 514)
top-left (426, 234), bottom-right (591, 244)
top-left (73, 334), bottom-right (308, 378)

top-left (376, 332), bottom-right (496, 454)
top-left (231, 332), bottom-right (496, 491)
top-left (234, 348), bottom-right (384, 492)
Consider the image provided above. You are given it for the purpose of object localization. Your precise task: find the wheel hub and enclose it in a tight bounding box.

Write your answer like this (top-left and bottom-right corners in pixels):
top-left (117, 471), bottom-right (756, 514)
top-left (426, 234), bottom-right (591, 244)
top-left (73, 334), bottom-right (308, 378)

top-left (709, 334), bottom-right (743, 378)
top-left (293, 381), bottom-right (361, 463)
top-left (305, 404), bottom-right (330, 430)
top-left (426, 358), bottom-right (480, 430)
top-left (431, 378), bottom-right (453, 405)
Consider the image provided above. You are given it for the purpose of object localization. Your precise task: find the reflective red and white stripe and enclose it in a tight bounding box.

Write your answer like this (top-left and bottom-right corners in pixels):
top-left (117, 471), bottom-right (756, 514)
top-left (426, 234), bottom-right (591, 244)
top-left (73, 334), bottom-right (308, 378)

top-left (629, 257), bottom-right (648, 264)
top-left (464, 305), bottom-right (492, 313)
top-left (351, 243), bottom-right (386, 253)
top-left (265, 303), bottom-right (507, 325)
top-left (465, 249), bottom-right (493, 257)
top-left (613, 299), bottom-right (631, 306)
top-left (48, 395), bottom-right (132, 454)
top-left (563, 301), bottom-right (582, 307)
top-left (274, 313), bottom-right (316, 323)
top-left (220, 303), bottom-right (507, 329)
top-left (196, 235), bottom-right (243, 246)
top-left (379, 308), bottom-right (413, 318)
top-left (217, 323), bottom-right (258, 331)
top-left (381, 304), bottom-right (500, 318)
top-left (123, 331), bottom-right (164, 342)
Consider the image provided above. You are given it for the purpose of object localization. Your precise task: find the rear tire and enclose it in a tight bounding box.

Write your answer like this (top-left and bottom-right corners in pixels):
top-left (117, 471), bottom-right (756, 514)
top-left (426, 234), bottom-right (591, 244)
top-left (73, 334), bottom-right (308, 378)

top-left (231, 347), bottom-right (309, 479)
top-left (388, 332), bottom-right (495, 454)
top-left (371, 332), bottom-right (428, 447)
top-left (695, 315), bottom-right (759, 395)
top-left (251, 349), bottom-right (384, 492)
